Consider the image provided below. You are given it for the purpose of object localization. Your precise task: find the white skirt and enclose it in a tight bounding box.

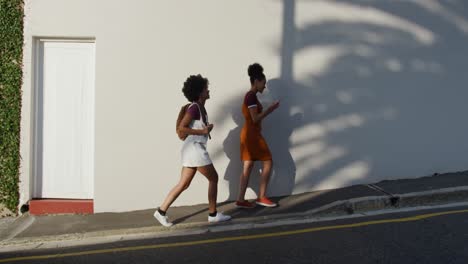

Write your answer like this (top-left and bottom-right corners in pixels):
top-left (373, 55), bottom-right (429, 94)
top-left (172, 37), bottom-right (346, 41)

top-left (181, 141), bottom-right (212, 167)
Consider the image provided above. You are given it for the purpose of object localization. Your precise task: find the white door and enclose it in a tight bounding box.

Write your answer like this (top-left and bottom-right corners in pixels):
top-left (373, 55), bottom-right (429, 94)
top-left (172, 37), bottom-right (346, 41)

top-left (36, 41), bottom-right (95, 199)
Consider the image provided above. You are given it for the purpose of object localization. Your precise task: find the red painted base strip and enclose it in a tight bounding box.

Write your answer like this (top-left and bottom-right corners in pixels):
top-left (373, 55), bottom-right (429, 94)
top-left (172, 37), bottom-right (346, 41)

top-left (29, 199), bottom-right (94, 215)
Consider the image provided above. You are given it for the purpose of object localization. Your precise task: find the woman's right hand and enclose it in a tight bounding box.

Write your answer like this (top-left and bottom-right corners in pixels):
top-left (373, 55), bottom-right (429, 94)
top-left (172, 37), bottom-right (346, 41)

top-left (204, 124), bottom-right (214, 135)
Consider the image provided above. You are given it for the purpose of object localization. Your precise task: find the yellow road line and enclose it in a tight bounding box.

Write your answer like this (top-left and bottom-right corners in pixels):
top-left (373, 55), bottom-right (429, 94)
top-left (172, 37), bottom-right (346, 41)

top-left (1, 209), bottom-right (468, 263)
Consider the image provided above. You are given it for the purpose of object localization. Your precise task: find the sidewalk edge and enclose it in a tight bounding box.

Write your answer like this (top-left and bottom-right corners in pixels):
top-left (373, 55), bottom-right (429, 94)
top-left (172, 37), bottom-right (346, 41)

top-left (1, 186), bottom-right (468, 253)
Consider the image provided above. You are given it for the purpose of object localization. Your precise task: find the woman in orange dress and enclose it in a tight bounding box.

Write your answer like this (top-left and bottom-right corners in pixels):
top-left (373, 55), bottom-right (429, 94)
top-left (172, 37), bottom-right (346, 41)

top-left (236, 63), bottom-right (280, 208)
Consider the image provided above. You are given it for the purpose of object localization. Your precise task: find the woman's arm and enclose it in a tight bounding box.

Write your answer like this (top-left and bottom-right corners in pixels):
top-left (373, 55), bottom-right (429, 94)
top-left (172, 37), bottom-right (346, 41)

top-left (249, 100), bottom-right (280, 124)
top-left (178, 111), bottom-right (213, 136)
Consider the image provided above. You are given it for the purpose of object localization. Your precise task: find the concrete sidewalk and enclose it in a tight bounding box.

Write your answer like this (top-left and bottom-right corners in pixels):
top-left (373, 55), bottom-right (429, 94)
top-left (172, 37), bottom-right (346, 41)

top-left (1, 171), bottom-right (468, 252)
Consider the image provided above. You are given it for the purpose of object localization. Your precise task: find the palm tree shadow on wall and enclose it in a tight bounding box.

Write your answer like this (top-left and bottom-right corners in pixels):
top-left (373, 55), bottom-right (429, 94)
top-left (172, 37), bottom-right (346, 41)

top-left (213, 0), bottom-right (468, 203)
top-left (271, 0), bottom-right (468, 192)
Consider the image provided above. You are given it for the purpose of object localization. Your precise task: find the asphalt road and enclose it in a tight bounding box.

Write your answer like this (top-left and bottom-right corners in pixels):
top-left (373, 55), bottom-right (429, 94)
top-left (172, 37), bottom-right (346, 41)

top-left (2, 205), bottom-right (468, 264)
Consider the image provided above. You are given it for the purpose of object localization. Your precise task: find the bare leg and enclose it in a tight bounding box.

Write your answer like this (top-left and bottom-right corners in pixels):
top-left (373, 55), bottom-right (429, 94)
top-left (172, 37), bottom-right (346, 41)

top-left (259, 160), bottom-right (273, 198)
top-left (197, 164), bottom-right (219, 214)
top-left (159, 167), bottom-right (197, 212)
top-left (237, 161), bottom-right (254, 201)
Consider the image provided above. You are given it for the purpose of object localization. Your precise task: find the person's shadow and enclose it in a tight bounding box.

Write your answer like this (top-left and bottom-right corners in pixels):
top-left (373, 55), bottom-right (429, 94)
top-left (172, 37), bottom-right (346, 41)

top-left (222, 105), bottom-right (263, 201)
top-left (261, 78), bottom-right (301, 197)
top-left (222, 109), bottom-right (243, 201)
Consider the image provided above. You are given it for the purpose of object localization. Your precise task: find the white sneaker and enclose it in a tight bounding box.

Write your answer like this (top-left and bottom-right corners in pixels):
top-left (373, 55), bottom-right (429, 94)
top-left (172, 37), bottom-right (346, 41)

top-left (208, 212), bottom-right (231, 223)
top-left (154, 210), bottom-right (173, 227)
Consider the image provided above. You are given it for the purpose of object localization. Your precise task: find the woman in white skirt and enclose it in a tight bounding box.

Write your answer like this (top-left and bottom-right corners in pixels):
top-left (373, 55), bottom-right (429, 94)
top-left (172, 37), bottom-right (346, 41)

top-left (154, 74), bottom-right (231, 227)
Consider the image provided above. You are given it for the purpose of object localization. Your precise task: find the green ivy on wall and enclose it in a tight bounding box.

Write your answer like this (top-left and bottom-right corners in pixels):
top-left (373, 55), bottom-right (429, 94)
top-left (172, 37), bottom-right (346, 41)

top-left (0, 0), bottom-right (24, 214)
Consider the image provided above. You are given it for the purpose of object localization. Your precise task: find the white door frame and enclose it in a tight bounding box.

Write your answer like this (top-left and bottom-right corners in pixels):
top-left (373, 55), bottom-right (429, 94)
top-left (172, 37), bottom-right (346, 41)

top-left (32, 37), bottom-right (96, 199)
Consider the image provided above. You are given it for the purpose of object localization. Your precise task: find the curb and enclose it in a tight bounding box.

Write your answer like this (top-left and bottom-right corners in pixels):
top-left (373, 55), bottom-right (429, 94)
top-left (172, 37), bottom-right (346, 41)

top-left (1, 186), bottom-right (468, 253)
top-left (313, 186), bottom-right (468, 216)
top-left (0, 214), bottom-right (35, 241)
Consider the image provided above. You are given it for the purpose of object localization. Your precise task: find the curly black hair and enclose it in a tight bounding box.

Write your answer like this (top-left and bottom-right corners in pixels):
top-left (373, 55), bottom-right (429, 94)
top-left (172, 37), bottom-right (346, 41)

top-left (182, 74), bottom-right (209, 102)
top-left (248, 63), bottom-right (265, 84)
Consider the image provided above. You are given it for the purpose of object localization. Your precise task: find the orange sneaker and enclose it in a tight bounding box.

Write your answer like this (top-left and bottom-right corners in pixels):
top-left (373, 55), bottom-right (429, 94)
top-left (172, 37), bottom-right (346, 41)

top-left (256, 197), bottom-right (277, 207)
top-left (235, 200), bottom-right (256, 208)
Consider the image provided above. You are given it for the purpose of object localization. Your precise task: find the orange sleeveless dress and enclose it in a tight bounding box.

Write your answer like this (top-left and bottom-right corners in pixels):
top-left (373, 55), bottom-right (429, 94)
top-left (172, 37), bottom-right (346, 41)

top-left (240, 91), bottom-right (272, 161)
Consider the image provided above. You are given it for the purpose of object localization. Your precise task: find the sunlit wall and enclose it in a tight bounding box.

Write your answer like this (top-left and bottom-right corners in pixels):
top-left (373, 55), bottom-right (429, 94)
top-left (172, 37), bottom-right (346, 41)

top-left (20, 0), bottom-right (468, 212)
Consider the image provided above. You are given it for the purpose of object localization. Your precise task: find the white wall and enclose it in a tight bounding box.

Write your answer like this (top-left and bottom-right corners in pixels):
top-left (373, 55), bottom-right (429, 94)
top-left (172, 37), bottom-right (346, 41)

top-left (20, 0), bottom-right (468, 213)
